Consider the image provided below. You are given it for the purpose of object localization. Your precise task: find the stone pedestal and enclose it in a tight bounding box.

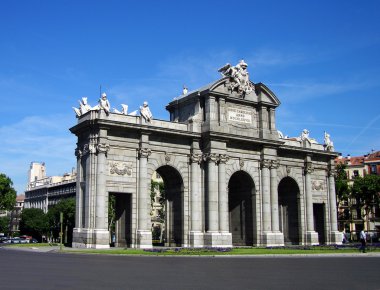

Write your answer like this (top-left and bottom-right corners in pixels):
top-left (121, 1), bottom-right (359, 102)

top-left (72, 228), bottom-right (110, 249)
top-left (305, 231), bottom-right (319, 245)
top-left (189, 231), bottom-right (204, 248)
top-left (328, 231), bottom-right (343, 245)
top-left (261, 231), bottom-right (285, 247)
top-left (204, 232), bottom-right (232, 248)
top-left (137, 230), bottom-right (153, 249)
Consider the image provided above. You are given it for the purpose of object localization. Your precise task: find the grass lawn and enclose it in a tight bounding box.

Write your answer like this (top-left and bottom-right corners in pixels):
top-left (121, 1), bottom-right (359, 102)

top-left (63, 246), bottom-right (380, 256)
top-left (7, 243), bottom-right (59, 248)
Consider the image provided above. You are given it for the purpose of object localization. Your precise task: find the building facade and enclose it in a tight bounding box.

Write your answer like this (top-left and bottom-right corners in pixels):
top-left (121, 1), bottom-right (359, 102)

top-left (24, 162), bottom-right (76, 213)
top-left (70, 61), bottom-right (341, 249)
top-left (336, 151), bottom-right (380, 239)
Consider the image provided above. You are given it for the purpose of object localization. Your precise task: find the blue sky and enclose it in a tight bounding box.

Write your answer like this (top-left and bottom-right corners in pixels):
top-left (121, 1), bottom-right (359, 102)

top-left (1, 0), bottom-right (379, 194)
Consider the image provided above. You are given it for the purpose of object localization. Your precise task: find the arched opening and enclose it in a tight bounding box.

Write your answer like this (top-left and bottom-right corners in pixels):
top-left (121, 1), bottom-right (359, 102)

top-left (151, 166), bottom-right (184, 247)
top-left (278, 177), bottom-right (300, 245)
top-left (228, 171), bottom-right (255, 246)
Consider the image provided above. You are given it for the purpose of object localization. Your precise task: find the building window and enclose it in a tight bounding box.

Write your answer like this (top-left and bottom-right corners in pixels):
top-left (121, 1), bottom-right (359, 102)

top-left (371, 165), bottom-right (377, 174)
top-left (353, 170), bottom-right (359, 177)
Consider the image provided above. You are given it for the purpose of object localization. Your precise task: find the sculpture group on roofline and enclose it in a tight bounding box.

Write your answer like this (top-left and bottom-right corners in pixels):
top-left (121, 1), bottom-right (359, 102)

top-left (277, 129), bottom-right (335, 152)
top-left (72, 93), bottom-right (153, 122)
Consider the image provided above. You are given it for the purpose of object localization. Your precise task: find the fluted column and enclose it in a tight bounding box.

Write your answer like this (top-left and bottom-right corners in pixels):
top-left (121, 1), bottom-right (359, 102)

top-left (205, 153), bottom-right (219, 232)
top-left (270, 160), bottom-right (280, 232)
top-left (74, 146), bottom-right (82, 229)
top-left (138, 148), bottom-right (151, 231)
top-left (218, 154), bottom-right (229, 232)
top-left (261, 159), bottom-right (272, 232)
top-left (328, 168), bottom-right (338, 232)
top-left (95, 142), bottom-right (109, 230)
top-left (304, 162), bottom-right (314, 232)
top-left (190, 153), bottom-right (202, 232)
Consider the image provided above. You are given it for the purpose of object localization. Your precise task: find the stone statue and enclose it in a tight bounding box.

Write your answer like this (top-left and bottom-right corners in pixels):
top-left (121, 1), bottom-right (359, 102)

top-left (80, 97), bottom-right (92, 115)
top-left (182, 85), bottom-right (188, 95)
top-left (324, 131), bottom-right (334, 151)
top-left (98, 93), bottom-right (111, 115)
top-left (218, 60), bottom-right (255, 97)
top-left (140, 101), bottom-right (153, 122)
top-left (298, 129), bottom-right (318, 144)
top-left (114, 104), bottom-right (128, 115)
top-left (73, 97), bottom-right (92, 117)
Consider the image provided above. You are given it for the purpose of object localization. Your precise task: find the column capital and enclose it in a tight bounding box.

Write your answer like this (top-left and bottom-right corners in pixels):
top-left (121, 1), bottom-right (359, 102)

top-left (260, 159), bottom-right (272, 169)
top-left (82, 143), bottom-right (96, 156)
top-left (327, 164), bottom-right (336, 177)
top-left (97, 143), bottom-right (110, 155)
top-left (138, 148), bottom-right (151, 159)
top-left (218, 154), bottom-right (229, 164)
top-left (270, 160), bottom-right (280, 169)
top-left (304, 162), bottom-right (314, 174)
top-left (190, 153), bottom-right (202, 164)
top-left (75, 147), bottom-right (82, 160)
top-left (203, 153), bottom-right (218, 164)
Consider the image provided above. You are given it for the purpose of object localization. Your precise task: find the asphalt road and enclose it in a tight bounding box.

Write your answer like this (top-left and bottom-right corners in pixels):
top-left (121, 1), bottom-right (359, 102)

top-left (1, 248), bottom-right (379, 290)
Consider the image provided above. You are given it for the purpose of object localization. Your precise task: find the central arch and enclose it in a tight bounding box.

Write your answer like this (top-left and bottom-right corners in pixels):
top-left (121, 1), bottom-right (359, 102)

top-left (228, 170), bottom-right (255, 246)
top-left (154, 165), bottom-right (184, 247)
top-left (278, 177), bottom-right (300, 245)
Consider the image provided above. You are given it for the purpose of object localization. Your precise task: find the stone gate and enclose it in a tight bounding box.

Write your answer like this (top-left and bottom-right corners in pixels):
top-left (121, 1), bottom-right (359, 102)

top-left (70, 60), bottom-right (342, 248)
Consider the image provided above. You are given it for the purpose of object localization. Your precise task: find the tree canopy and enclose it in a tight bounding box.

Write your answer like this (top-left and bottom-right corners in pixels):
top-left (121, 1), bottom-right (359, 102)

top-left (0, 173), bottom-right (17, 211)
top-left (352, 174), bottom-right (380, 212)
top-left (19, 208), bottom-right (49, 240)
top-left (335, 163), bottom-right (350, 205)
top-left (0, 216), bottom-right (10, 235)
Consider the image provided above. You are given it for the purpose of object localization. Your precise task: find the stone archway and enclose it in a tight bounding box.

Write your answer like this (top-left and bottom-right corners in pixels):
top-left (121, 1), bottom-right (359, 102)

top-left (154, 165), bottom-right (184, 247)
top-left (228, 171), bottom-right (255, 246)
top-left (278, 177), bottom-right (300, 245)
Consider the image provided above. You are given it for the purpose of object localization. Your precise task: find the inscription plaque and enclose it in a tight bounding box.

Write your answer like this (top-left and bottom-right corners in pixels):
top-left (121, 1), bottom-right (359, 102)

top-left (228, 108), bottom-right (252, 124)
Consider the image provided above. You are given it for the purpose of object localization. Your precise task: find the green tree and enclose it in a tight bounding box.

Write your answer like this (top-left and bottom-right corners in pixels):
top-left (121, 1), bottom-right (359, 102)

top-left (19, 208), bottom-right (49, 241)
top-left (47, 198), bottom-right (75, 245)
top-left (335, 163), bottom-right (350, 205)
top-left (0, 216), bottom-right (10, 235)
top-left (352, 174), bottom-right (380, 231)
top-left (0, 173), bottom-right (17, 211)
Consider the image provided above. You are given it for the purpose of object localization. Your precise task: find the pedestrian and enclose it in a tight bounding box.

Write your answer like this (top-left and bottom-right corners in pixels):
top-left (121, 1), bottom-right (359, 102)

top-left (360, 230), bottom-right (366, 253)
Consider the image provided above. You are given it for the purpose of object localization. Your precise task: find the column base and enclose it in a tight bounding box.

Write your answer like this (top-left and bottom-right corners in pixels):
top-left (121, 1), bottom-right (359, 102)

top-left (136, 230), bottom-right (153, 249)
top-left (72, 228), bottom-right (110, 249)
top-left (189, 231), bottom-right (204, 248)
top-left (305, 231), bottom-right (319, 245)
top-left (204, 232), bottom-right (232, 248)
top-left (327, 231), bottom-right (343, 245)
top-left (261, 231), bottom-right (285, 247)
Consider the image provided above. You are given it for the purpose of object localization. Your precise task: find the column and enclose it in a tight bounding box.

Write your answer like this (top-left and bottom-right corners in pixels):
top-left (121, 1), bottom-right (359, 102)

top-left (137, 147), bottom-right (152, 248)
top-left (218, 154), bottom-right (229, 232)
top-left (74, 147), bottom-right (82, 229)
top-left (190, 153), bottom-right (202, 232)
top-left (270, 160), bottom-right (280, 232)
top-left (304, 160), bottom-right (319, 245)
top-left (95, 142), bottom-right (109, 231)
top-left (206, 153), bottom-right (219, 232)
top-left (304, 163), bottom-right (314, 232)
top-left (261, 159), bottom-right (272, 232)
top-left (189, 153), bottom-right (204, 247)
top-left (328, 165), bottom-right (342, 244)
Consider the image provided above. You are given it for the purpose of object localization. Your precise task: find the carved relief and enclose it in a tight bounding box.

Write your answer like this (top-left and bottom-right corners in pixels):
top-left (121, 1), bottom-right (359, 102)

top-left (75, 147), bottom-right (82, 159)
top-left (239, 158), bottom-right (245, 169)
top-left (164, 153), bottom-right (171, 164)
top-left (109, 162), bottom-right (132, 176)
top-left (82, 143), bottom-right (96, 156)
top-left (312, 180), bottom-right (325, 191)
